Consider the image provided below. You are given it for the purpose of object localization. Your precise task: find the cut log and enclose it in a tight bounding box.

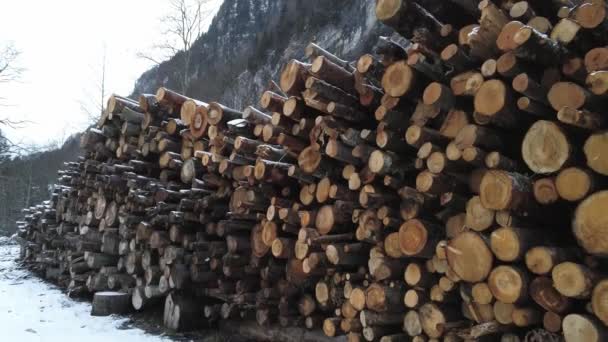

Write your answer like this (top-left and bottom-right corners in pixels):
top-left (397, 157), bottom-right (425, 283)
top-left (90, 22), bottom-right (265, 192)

top-left (552, 262), bottom-right (597, 299)
top-left (447, 232), bottom-right (494, 283)
top-left (584, 131), bottom-right (608, 176)
top-left (562, 314), bottom-right (608, 342)
top-left (573, 191), bottom-right (608, 256)
top-left (522, 120), bottom-right (573, 174)
top-left (91, 291), bottom-right (132, 316)
top-left (488, 265), bottom-right (529, 304)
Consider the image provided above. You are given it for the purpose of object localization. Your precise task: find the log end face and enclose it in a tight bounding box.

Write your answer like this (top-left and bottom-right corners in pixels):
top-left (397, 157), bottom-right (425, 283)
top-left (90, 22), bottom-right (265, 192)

top-left (522, 120), bottom-right (570, 174)
top-left (525, 246), bottom-right (555, 275)
top-left (375, 0), bottom-right (405, 22)
top-left (585, 132), bottom-right (608, 176)
top-left (490, 227), bottom-right (521, 262)
top-left (574, 3), bottom-right (606, 29)
top-left (548, 82), bottom-right (586, 112)
top-left (474, 80), bottom-right (507, 116)
top-left (556, 167), bottom-right (591, 202)
top-left (382, 61), bottom-right (413, 98)
top-left (480, 170), bottom-right (513, 211)
top-left (552, 262), bottom-right (589, 298)
top-left (563, 314), bottom-right (603, 342)
top-left (488, 265), bottom-right (525, 304)
top-left (447, 232), bottom-right (493, 283)
top-left (315, 205), bottom-right (335, 235)
top-left (574, 191), bottom-right (608, 256)
top-left (398, 219), bottom-right (427, 256)
top-left (592, 280), bottom-right (608, 326)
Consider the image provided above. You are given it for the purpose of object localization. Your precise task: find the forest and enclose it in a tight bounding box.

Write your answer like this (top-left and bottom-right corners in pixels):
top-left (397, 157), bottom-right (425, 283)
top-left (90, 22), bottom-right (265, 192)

top-left (0, 132), bottom-right (81, 235)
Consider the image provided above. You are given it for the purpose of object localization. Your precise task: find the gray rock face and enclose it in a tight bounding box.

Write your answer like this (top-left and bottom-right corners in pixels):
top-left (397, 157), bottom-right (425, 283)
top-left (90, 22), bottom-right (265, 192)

top-left (132, 0), bottom-right (390, 109)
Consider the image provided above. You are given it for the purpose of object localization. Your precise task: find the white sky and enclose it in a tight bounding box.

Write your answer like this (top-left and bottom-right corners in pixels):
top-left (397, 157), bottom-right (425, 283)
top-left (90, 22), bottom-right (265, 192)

top-left (0, 0), bottom-right (223, 148)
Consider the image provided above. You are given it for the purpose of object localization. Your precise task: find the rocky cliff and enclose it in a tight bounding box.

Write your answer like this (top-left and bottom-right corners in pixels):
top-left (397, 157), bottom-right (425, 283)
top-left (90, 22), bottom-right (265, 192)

top-left (132, 0), bottom-right (389, 108)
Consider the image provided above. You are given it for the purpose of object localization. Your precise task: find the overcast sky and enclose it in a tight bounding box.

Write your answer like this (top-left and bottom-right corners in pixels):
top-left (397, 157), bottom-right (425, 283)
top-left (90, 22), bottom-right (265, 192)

top-left (0, 0), bottom-right (223, 148)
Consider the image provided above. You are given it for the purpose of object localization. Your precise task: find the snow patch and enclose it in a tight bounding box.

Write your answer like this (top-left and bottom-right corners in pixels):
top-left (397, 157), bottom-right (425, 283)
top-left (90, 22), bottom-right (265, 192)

top-left (0, 245), bottom-right (167, 341)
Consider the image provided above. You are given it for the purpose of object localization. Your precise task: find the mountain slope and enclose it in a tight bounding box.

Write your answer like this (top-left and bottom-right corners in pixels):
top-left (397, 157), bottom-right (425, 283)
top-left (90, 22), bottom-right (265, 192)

top-left (132, 0), bottom-right (389, 108)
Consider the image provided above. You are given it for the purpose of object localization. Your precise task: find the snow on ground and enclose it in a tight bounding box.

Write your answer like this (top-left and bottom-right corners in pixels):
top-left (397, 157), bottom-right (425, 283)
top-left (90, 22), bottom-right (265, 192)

top-left (0, 239), bottom-right (168, 342)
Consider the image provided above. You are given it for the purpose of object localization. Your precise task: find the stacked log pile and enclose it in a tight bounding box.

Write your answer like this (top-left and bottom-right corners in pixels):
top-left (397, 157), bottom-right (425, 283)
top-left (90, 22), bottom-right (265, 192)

top-left (15, 0), bottom-right (608, 340)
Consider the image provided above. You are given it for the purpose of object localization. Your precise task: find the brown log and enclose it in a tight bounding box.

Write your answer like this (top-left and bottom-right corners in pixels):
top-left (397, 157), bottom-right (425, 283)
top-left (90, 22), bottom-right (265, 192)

top-left (399, 219), bottom-right (444, 258)
top-left (381, 60), bottom-right (421, 98)
top-left (512, 72), bottom-right (547, 103)
top-left (548, 81), bottom-right (607, 112)
top-left (479, 170), bottom-right (533, 211)
top-left (465, 196), bottom-right (495, 232)
top-left (556, 167), bottom-right (601, 202)
top-left (488, 265), bottom-right (529, 304)
top-left (573, 191), bottom-right (608, 256)
top-left (490, 226), bottom-right (542, 262)
top-left (450, 71), bottom-right (484, 96)
top-left (592, 279), bottom-right (608, 326)
top-left (365, 283), bottom-right (405, 313)
top-left (552, 262), bottom-right (597, 299)
top-left (315, 202), bottom-right (355, 235)
top-left (311, 56), bottom-right (356, 94)
top-left (530, 276), bottom-right (571, 314)
top-left (513, 26), bottom-right (569, 65)
top-left (585, 132), bottom-right (608, 176)
top-left (419, 303), bottom-right (461, 338)
top-left (447, 231), bottom-right (493, 283)
top-left (454, 124), bottom-right (503, 151)
top-left (485, 151), bottom-right (518, 171)
top-left (280, 59), bottom-right (311, 96)
top-left (474, 79), bottom-right (517, 128)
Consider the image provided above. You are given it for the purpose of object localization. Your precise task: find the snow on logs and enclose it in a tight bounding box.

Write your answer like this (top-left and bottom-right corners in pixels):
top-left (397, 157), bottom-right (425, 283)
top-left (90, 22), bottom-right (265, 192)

top-left (15, 0), bottom-right (608, 340)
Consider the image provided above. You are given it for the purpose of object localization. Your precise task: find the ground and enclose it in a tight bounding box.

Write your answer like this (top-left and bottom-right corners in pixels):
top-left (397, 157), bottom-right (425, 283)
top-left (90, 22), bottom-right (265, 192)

top-left (0, 237), bottom-right (339, 342)
top-left (0, 239), bottom-right (170, 342)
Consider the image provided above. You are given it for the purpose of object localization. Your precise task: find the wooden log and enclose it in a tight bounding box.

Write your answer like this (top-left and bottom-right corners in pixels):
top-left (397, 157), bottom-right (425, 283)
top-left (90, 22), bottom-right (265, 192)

top-left (465, 196), bottom-right (495, 232)
top-left (525, 246), bottom-right (575, 276)
top-left (381, 60), bottom-right (421, 98)
top-left (552, 262), bottom-right (597, 299)
top-left (513, 26), bottom-right (569, 65)
top-left (556, 167), bottom-right (600, 202)
top-left (311, 56), bottom-right (356, 94)
top-left (530, 276), bottom-right (571, 314)
top-left (419, 303), bottom-right (461, 338)
top-left (584, 131), bottom-right (608, 176)
top-left (490, 226), bottom-right (542, 262)
top-left (454, 124), bottom-right (503, 151)
top-left (562, 314), bottom-right (608, 342)
top-left (479, 170), bottom-right (533, 211)
top-left (573, 191), bottom-right (608, 256)
top-left (548, 82), bottom-right (607, 113)
top-left (488, 265), bottom-right (529, 304)
top-left (280, 59), bottom-right (311, 96)
top-left (399, 219), bottom-right (443, 258)
top-left (91, 291), bottom-right (132, 316)
top-left (447, 232), bottom-right (493, 283)
top-left (474, 79), bottom-right (517, 128)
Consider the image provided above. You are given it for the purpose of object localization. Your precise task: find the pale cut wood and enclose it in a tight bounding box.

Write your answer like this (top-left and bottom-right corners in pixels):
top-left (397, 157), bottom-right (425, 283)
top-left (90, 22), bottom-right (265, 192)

top-left (522, 120), bottom-right (572, 174)
top-left (573, 191), bottom-right (608, 256)
top-left (552, 262), bottom-right (597, 299)
top-left (562, 314), bottom-right (607, 342)
top-left (447, 231), bottom-right (493, 283)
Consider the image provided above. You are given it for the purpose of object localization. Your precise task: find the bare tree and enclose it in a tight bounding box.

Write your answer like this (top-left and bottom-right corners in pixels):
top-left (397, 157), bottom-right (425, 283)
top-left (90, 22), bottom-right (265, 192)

top-left (79, 44), bottom-right (107, 123)
top-left (0, 41), bottom-right (29, 129)
top-left (138, 0), bottom-right (213, 94)
top-left (0, 42), bottom-right (23, 84)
